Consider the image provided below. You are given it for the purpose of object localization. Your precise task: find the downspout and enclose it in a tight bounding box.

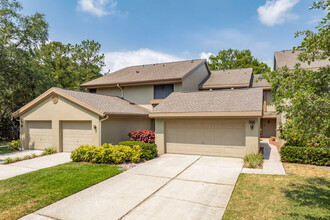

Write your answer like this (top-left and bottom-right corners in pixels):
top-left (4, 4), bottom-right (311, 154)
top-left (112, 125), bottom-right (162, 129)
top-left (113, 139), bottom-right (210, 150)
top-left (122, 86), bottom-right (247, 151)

top-left (116, 84), bottom-right (124, 98)
top-left (99, 115), bottom-right (109, 145)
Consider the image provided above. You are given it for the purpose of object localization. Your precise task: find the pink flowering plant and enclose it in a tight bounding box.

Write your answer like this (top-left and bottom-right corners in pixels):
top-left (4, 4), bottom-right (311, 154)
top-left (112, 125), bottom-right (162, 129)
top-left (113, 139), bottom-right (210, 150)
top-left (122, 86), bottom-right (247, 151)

top-left (129, 130), bottom-right (155, 143)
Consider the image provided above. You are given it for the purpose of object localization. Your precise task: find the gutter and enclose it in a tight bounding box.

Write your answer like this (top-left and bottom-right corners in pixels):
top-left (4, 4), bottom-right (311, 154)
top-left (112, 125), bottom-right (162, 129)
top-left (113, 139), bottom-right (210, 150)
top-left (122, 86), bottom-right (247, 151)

top-left (99, 116), bottom-right (109, 145)
top-left (116, 84), bottom-right (124, 98)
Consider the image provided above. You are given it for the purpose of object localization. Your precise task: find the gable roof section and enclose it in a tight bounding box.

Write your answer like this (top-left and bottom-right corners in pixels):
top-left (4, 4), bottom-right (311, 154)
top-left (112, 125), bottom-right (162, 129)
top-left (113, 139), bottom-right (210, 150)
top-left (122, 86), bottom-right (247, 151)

top-left (12, 88), bottom-right (150, 118)
top-left (252, 74), bottom-right (270, 89)
top-left (150, 88), bottom-right (263, 118)
top-left (274, 50), bottom-right (330, 70)
top-left (200, 68), bottom-right (253, 89)
top-left (81, 59), bottom-right (207, 88)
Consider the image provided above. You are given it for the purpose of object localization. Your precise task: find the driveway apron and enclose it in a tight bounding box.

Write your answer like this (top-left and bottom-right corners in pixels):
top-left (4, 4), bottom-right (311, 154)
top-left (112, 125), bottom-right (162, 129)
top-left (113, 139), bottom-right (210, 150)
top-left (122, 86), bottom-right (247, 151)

top-left (22, 154), bottom-right (243, 220)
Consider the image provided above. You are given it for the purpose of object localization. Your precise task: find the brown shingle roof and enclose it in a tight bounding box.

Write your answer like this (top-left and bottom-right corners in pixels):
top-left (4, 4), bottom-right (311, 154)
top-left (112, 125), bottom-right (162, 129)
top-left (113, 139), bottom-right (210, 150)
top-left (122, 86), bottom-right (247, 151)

top-left (81, 59), bottom-right (207, 88)
top-left (252, 74), bottom-right (270, 88)
top-left (151, 88), bottom-right (263, 115)
top-left (12, 88), bottom-right (149, 118)
top-left (274, 50), bottom-right (330, 70)
top-left (55, 88), bottom-right (149, 115)
top-left (201, 68), bottom-right (253, 89)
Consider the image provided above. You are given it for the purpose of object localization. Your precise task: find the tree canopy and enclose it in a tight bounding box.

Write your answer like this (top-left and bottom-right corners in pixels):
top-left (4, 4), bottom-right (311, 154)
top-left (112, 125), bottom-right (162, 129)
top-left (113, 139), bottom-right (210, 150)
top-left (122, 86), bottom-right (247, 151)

top-left (0, 0), bottom-right (106, 139)
top-left (208, 48), bottom-right (271, 74)
top-left (263, 0), bottom-right (330, 148)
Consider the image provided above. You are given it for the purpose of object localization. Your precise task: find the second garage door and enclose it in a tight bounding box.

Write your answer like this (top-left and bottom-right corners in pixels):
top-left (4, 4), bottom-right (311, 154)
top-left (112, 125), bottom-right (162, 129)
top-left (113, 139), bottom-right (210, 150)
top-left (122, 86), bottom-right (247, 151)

top-left (62, 121), bottom-right (93, 152)
top-left (166, 119), bottom-right (246, 157)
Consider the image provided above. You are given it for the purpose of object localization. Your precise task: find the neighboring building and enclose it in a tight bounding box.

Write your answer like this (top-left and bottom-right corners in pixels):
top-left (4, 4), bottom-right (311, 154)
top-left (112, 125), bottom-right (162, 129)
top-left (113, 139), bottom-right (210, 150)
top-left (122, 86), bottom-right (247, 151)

top-left (17, 50), bottom-right (328, 157)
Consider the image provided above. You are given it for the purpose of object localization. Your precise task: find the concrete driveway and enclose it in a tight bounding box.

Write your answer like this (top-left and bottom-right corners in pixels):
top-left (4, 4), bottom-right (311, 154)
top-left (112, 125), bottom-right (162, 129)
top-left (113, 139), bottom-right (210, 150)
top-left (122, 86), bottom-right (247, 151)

top-left (23, 154), bottom-right (243, 220)
top-left (0, 153), bottom-right (71, 180)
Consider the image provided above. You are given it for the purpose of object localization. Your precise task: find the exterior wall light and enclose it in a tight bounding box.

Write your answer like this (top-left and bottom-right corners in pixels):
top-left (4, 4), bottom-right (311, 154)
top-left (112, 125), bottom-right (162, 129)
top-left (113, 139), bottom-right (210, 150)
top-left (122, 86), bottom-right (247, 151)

top-left (249, 120), bottom-right (255, 130)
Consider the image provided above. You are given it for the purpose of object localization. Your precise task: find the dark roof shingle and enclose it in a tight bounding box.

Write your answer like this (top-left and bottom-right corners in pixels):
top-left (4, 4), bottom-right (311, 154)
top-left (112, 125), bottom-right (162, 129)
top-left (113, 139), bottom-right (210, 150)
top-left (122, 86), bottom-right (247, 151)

top-left (151, 88), bottom-right (263, 114)
top-left (55, 88), bottom-right (150, 115)
top-left (201, 68), bottom-right (253, 89)
top-left (81, 59), bottom-right (206, 88)
top-left (274, 50), bottom-right (330, 69)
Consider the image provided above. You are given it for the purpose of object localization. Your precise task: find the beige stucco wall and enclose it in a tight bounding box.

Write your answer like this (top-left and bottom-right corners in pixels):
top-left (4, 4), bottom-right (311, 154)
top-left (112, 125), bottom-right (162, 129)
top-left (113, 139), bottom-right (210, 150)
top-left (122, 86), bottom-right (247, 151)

top-left (96, 83), bottom-right (183, 110)
top-left (97, 87), bottom-right (122, 97)
top-left (155, 119), bottom-right (165, 155)
top-left (182, 63), bottom-right (209, 92)
top-left (20, 96), bottom-right (100, 152)
top-left (245, 117), bottom-right (260, 154)
top-left (155, 117), bottom-right (260, 157)
top-left (101, 117), bottom-right (152, 144)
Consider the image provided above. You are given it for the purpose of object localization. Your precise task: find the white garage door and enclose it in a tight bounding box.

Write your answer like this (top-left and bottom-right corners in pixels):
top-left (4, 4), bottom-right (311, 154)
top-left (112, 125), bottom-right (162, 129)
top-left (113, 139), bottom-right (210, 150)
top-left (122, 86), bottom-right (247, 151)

top-left (166, 119), bottom-right (246, 157)
top-left (28, 121), bottom-right (52, 150)
top-left (62, 121), bottom-right (93, 152)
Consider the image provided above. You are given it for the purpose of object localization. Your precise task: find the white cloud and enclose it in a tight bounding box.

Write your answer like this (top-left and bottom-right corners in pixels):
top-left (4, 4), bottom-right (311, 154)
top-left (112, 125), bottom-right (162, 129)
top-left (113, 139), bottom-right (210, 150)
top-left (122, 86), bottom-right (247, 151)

top-left (77, 0), bottom-right (119, 17)
top-left (103, 48), bottom-right (183, 73)
top-left (257, 0), bottom-right (299, 26)
top-left (199, 52), bottom-right (214, 62)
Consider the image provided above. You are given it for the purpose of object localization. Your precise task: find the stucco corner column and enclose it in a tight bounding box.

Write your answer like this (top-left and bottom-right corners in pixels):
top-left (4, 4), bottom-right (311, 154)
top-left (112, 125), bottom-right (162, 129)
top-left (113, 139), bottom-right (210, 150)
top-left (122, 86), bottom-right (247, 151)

top-left (245, 117), bottom-right (261, 155)
top-left (155, 119), bottom-right (165, 155)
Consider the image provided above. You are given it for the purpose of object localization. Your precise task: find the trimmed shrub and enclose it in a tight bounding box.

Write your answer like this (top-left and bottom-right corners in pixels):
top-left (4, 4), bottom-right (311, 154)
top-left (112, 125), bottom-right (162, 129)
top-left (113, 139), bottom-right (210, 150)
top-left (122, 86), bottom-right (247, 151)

top-left (129, 130), bottom-right (155, 143)
top-left (119, 141), bottom-right (158, 160)
top-left (70, 144), bottom-right (143, 164)
top-left (8, 140), bottom-right (21, 151)
top-left (280, 146), bottom-right (330, 166)
top-left (42, 147), bottom-right (57, 155)
top-left (243, 153), bottom-right (263, 168)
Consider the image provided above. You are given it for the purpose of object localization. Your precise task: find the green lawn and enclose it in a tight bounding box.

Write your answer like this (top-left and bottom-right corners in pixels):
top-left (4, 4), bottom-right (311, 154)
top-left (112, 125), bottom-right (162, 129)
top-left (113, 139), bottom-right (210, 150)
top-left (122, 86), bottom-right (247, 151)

top-left (0, 146), bottom-right (10, 155)
top-left (0, 162), bottom-right (122, 220)
top-left (223, 163), bottom-right (330, 220)
top-left (0, 141), bottom-right (9, 146)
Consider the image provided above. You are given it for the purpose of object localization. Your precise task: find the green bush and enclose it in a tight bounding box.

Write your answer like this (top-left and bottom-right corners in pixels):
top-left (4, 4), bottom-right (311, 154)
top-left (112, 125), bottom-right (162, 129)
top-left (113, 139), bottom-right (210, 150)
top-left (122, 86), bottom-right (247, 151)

top-left (42, 147), bottom-right (57, 155)
top-left (4, 156), bottom-right (22, 164)
top-left (70, 144), bottom-right (143, 164)
top-left (8, 140), bottom-right (21, 151)
top-left (243, 153), bottom-right (263, 168)
top-left (119, 141), bottom-right (158, 160)
top-left (280, 146), bottom-right (330, 166)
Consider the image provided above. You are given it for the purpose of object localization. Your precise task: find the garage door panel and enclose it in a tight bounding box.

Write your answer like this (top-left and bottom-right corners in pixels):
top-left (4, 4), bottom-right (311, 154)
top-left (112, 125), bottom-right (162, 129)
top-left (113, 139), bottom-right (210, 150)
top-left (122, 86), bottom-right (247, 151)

top-left (28, 121), bottom-right (52, 150)
top-left (62, 121), bottom-right (92, 152)
top-left (166, 119), bottom-right (246, 157)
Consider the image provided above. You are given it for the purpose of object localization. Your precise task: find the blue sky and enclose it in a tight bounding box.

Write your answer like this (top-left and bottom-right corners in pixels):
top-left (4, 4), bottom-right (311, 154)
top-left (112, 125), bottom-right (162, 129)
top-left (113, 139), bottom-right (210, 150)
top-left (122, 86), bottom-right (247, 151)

top-left (20, 0), bottom-right (323, 72)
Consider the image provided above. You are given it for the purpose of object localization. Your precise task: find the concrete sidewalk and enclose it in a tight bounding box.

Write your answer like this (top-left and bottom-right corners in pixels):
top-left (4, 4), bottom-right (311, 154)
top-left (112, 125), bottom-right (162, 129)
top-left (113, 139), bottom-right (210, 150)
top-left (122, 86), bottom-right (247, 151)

top-left (21, 154), bottom-right (243, 220)
top-left (242, 139), bottom-right (286, 175)
top-left (0, 153), bottom-right (71, 180)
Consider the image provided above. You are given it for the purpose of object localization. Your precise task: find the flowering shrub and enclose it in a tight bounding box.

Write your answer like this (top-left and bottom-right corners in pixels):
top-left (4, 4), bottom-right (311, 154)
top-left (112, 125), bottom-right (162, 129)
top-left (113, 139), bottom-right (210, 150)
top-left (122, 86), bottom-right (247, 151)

top-left (129, 130), bottom-right (155, 143)
top-left (70, 144), bottom-right (142, 164)
top-left (277, 121), bottom-right (329, 148)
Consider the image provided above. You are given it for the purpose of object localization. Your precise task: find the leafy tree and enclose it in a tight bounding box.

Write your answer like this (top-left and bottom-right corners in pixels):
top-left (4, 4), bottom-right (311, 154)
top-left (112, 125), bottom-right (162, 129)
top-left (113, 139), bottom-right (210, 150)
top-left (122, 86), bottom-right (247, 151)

top-left (0, 0), bottom-right (50, 139)
top-left (36, 40), bottom-right (104, 90)
top-left (208, 48), bottom-right (271, 74)
top-left (264, 0), bottom-right (330, 148)
top-left (0, 0), bottom-right (106, 139)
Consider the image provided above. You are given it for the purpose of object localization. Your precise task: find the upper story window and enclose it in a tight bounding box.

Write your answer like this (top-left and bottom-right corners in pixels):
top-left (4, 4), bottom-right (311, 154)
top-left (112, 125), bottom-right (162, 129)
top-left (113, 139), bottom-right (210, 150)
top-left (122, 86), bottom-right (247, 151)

top-left (89, 89), bottom-right (97, 93)
top-left (154, 84), bottom-right (174, 99)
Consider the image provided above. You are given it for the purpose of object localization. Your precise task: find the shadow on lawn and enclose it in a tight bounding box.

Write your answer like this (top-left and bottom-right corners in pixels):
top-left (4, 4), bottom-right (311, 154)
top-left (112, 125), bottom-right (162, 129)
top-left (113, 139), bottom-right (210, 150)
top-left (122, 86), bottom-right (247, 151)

top-left (283, 177), bottom-right (330, 220)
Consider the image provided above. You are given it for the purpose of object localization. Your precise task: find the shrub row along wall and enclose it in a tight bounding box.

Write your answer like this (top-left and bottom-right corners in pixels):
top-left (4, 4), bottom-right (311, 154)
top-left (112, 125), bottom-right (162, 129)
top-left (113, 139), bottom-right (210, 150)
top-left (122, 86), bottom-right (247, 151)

top-left (71, 142), bottom-right (158, 164)
top-left (280, 146), bottom-right (330, 166)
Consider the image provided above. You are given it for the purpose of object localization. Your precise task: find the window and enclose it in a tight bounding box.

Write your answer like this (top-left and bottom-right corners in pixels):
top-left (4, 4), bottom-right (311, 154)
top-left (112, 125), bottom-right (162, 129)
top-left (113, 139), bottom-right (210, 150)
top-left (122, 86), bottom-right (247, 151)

top-left (89, 89), bottom-right (97, 93)
top-left (154, 84), bottom-right (174, 99)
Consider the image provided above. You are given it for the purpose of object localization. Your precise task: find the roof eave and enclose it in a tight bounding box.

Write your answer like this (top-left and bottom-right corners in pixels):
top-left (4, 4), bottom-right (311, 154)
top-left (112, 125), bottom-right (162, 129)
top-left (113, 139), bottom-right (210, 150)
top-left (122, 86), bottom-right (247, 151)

top-left (149, 111), bottom-right (262, 118)
top-left (12, 88), bottom-right (106, 119)
top-left (80, 78), bottom-right (182, 89)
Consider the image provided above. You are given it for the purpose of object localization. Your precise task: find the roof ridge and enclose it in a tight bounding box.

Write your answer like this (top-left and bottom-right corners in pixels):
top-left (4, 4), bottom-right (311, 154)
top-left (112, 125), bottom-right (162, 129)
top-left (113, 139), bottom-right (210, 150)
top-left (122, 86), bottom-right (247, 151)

top-left (124, 59), bottom-right (205, 68)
